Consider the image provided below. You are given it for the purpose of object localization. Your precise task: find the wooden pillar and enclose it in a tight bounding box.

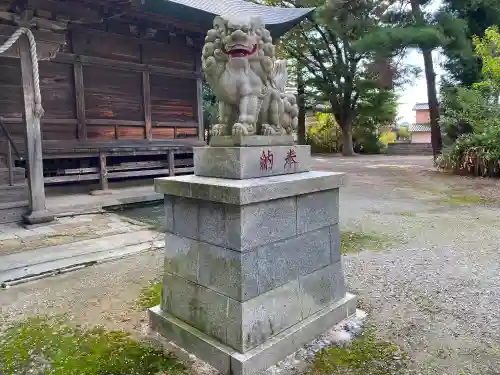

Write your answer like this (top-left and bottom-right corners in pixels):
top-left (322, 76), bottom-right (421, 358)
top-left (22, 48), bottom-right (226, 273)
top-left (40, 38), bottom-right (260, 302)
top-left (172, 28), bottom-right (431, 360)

top-left (195, 56), bottom-right (204, 142)
top-left (99, 151), bottom-right (108, 190)
top-left (142, 71), bottom-right (152, 141)
top-left (6, 141), bottom-right (13, 186)
top-left (196, 78), bottom-right (204, 142)
top-left (19, 34), bottom-right (53, 224)
top-left (74, 60), bottom-right (86, 139)
top-left (168, 150), bottom-right (175, 177)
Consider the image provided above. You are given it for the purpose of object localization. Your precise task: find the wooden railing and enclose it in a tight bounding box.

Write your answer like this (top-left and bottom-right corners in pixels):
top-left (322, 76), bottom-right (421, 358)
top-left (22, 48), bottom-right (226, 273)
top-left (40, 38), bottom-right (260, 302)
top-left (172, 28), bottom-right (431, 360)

top-left (0, 117), bottom-right (23, 186)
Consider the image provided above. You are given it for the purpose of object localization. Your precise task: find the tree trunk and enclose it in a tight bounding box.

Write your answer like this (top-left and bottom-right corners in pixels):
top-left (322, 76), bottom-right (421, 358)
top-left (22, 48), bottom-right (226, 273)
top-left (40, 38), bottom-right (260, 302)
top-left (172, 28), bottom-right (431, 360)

top-left (422, 47), bottom-right (442, 157)
top-left (340, 124), bottom-right (355, 156)
top-left (297, 68), bottom-right (306, 144)
top-left (410, 0), bottom-right (442, 157)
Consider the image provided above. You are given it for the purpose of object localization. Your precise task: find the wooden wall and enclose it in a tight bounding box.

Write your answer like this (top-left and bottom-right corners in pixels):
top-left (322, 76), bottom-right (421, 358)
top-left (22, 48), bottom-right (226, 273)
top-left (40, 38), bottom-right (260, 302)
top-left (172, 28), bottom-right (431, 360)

top-left (0, 19), bottom-right (202, 151)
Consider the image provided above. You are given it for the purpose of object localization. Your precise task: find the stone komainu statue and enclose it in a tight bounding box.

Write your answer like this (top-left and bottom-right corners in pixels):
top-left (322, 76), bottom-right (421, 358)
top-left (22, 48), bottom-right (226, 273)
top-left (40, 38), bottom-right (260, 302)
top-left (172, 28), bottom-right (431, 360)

top-left (202, 15), bottom-right (299, 137)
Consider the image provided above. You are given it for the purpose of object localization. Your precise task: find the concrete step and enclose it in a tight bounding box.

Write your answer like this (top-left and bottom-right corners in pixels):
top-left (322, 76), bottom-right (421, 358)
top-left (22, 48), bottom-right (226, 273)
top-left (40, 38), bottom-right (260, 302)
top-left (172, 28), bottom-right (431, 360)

top-left (0, 203), bottom-right (28, 224)
top-left (0, 182), bottom-right (29, 204)
top-left (0, 167), bottom-right (26, 185)
top-left (0, 229), bottom-right (163, 286)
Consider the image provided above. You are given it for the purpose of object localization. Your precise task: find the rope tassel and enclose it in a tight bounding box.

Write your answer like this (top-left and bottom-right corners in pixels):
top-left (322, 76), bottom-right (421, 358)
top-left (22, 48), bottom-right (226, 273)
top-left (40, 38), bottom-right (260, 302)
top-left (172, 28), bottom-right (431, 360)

top-left (0, 27), bottom-right (44, 119)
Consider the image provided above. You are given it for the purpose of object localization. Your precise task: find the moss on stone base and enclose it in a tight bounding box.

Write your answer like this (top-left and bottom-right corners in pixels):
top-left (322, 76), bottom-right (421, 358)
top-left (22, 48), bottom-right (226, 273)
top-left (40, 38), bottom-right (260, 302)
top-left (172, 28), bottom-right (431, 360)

top-left (307, 328), bottom-right (407, 375)
top-left (136, 279), bottom-right (162, 310)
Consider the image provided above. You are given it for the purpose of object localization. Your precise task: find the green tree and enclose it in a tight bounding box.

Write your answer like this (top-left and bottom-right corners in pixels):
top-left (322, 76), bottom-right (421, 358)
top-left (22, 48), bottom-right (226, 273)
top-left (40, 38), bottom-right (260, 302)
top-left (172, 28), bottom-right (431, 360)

top-left (441, 0), bottom-right (500, 86)
top-left (355, 0), bottom-right (453, 157)
top-left (202, 82), bottom-right (217, 143)
top-left (473, 26), bottom-right (500, 97)
top-left (264, 0), bottom-right (397, 156)
top-left (440, 27), bottom-right (500, 144)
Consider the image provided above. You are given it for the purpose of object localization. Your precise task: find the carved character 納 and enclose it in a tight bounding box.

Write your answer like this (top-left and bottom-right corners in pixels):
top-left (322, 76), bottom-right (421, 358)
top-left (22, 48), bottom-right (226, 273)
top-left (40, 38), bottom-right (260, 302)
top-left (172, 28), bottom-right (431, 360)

top-left (260, 149), bottom-right (274, 170)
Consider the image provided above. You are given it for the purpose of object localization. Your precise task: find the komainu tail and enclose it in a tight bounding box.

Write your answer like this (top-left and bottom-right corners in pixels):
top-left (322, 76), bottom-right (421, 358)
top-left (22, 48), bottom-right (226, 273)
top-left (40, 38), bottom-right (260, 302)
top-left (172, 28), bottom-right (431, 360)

top-left (272, 59), bottom-right (288, 93)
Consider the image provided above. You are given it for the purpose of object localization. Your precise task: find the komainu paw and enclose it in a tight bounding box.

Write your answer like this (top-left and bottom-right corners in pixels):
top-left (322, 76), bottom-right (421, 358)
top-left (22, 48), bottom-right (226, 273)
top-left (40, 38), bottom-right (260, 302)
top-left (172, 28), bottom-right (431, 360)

top-left (211, 124), bottom-right (228, 136)
top-left (232, 123), bottom-right (252, 136)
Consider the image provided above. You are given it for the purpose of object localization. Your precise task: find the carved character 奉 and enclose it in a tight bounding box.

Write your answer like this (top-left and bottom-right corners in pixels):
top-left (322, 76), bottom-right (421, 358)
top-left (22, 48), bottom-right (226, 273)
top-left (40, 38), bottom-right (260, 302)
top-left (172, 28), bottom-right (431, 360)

top-left (202, 15), bottom-right (299, 137)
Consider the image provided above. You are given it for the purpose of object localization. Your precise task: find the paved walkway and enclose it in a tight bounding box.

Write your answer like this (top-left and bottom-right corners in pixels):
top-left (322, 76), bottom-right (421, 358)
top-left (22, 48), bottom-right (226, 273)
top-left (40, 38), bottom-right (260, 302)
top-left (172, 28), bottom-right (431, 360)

top-left (0, 212), bottom-right (163, 286)
top-left (0, 213), bottom-right (146, 256)
top-left (46, 182), bottom-right (161, 216)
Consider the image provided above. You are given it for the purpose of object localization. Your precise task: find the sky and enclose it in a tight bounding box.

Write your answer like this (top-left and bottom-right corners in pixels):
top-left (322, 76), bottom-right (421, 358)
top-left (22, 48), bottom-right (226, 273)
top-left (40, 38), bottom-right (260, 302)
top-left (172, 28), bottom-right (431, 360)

top-left (396, 0), bottom-right (444, 124)
top-left (396, 49), bottom-right (445, 124)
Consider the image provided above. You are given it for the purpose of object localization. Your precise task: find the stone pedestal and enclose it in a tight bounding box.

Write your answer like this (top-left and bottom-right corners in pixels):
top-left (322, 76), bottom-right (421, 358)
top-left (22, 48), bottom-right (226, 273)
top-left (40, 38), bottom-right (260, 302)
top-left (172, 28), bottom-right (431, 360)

top-left (150, 143), bottom-right (356, 375)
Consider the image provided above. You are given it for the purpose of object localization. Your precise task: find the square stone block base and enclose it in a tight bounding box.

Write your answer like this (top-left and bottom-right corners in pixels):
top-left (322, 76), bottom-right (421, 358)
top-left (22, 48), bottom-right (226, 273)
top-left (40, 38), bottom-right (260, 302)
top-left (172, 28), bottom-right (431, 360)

top-left (149, 293), bottom-right (356, 375)
top-left (194, 145), bottom-right (311, 179)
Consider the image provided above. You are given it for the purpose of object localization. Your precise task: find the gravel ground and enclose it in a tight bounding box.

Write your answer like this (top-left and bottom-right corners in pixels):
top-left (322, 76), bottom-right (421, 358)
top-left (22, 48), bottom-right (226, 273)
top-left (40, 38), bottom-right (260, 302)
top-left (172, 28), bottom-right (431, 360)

top-left (2, 154), bottom-right (500, 374)
top-left (317, 155), bottom-right (500, 374)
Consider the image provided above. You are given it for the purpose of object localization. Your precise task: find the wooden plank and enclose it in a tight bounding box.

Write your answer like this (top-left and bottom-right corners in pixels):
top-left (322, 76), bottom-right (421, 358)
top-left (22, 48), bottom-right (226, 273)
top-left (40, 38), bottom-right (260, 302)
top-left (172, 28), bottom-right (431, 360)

top-left (73, 61), bottom-right (86, 139)
top-left (107, 160), bottom-right (168, 171)
top-left (26, 0), bottom-right (102, 24)
top-left (150, 74), bottom-right (197, 123)
top-left (1, 117), bottom-right (77, 124)
top-left (86, 125), bottom-right (115, 140)
top-left (0, 58), bottom-right (24, 119)
top-left (175, 167), bottom-right (194, 174)
top-left (86, 119), bottom-right (145, 126)
top-left (141, 40), bottom-right (195, 71)
top-left (168, 150), bottom-right (175, 177)
top-left (176, 128), bottom-right (197, 137)
top-left (107, 168), bottom-right (170, 179)
top-left (57, 167), bottom-right (99, 175)
top-left (41, 123), bottom-right (78, 140)
top-left (99, 151), bottom-right (108, 190)
top-left (71, 28), bottom-right (141, 63)
top-left (19, 34), bottom-right (49, 218)
top-left (153, 121), bottom-right (197, 128)
top-left (45, 173), bottom-right (99, 183)
top-left (82, 160), bottom-right (195, 173)
top-left (83, 66), bottom-right (143, 121)
top-left (39, 61), bottom-right (75, 120)
top-left (53, 53), bottom-right (200, 79)
top-left (142, 71), bottom-right (152, 140)
top-left (117, 126), bottom-right (145, 139)
top-left (151, 127), bottom-right (174, 139)
top-left (119, 10), bottom-right (205, 33)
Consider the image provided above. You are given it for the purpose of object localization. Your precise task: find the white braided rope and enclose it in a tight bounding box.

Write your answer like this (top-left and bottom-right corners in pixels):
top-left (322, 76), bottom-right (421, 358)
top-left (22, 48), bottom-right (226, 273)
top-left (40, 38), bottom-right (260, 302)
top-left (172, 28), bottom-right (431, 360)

top-left (0, 27), bottom-right (44, 118)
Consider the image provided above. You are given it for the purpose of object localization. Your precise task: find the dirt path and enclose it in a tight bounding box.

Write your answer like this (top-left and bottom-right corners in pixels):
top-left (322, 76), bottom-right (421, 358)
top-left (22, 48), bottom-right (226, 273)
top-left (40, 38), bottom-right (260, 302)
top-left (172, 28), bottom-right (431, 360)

top-left (2, 155), bottom-right (500, 374)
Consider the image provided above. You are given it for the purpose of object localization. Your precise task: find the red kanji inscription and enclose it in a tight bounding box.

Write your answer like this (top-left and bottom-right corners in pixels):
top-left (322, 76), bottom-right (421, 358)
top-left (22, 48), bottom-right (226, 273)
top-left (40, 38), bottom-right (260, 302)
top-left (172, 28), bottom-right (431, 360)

top-left (284, 149), bottom-right (298, 169)
top-left (260, 150), bottom-right (274, 170)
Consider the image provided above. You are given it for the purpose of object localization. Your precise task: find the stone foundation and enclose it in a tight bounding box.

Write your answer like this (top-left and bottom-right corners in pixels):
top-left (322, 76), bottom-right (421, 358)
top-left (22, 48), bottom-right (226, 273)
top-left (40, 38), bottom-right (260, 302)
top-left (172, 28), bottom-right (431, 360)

top-left (150, 144), bottom-right (356, 375)
top-left (194, 145), bottom-right (311, 179)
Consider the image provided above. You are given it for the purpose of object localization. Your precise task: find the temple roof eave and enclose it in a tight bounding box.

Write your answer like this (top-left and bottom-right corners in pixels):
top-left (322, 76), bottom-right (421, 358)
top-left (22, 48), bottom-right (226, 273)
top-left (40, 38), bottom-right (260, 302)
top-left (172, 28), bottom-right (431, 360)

top-left (137, 0), bottom-right (315, 37)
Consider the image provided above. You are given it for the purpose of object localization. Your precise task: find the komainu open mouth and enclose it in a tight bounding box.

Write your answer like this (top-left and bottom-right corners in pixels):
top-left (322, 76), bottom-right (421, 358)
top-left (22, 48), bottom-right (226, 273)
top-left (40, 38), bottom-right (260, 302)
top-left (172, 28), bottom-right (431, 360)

top-left (224, 44), bottom-right (257, 57)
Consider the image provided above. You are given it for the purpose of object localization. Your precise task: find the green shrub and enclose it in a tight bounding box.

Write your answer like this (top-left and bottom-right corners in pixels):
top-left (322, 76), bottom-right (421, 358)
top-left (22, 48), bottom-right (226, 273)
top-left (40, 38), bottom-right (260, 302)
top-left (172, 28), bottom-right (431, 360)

top-left (306, 113), bottom-right (341, 153)
top-left (354, 133), bottom-right (383, 154)
top-left (436, 125), bottom-right (500, 177)
top-left (396, 126), bottom-right (410, 140)
top-left (379, 131), bottom-right (396, 145)
top-left (440, 85), bottom-right (499, 144)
